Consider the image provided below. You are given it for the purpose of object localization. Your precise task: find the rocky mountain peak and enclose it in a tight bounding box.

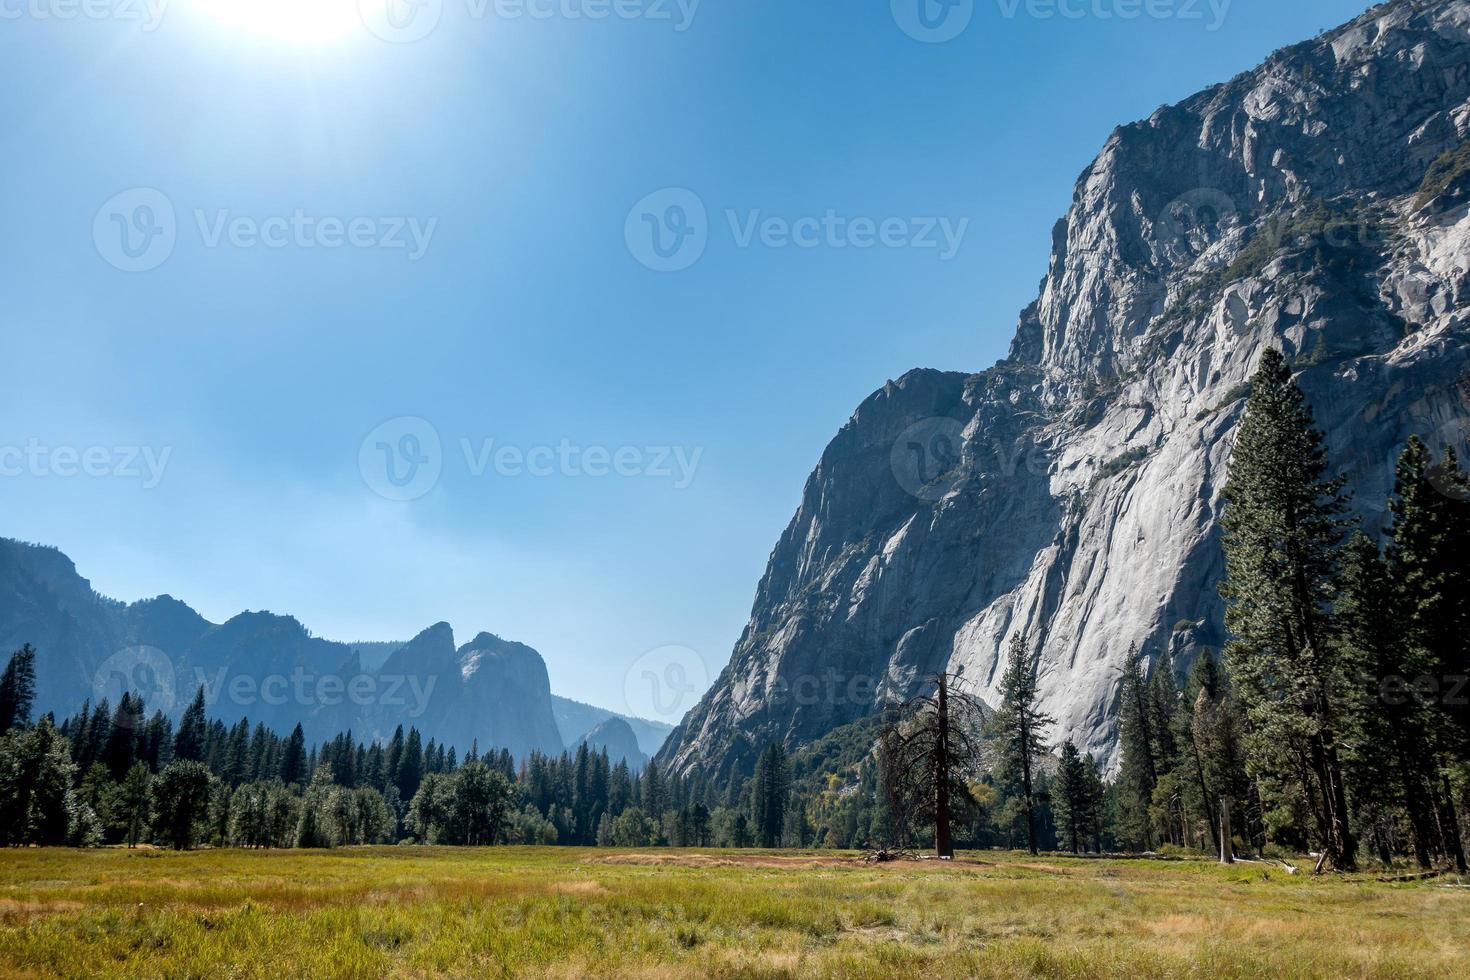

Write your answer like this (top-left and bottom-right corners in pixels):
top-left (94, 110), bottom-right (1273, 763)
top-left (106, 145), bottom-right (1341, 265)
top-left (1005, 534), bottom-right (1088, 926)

top-left (659, 0), bottom-right (1470, 779)
top-left (1012, 0), bottom-right (1470, 392)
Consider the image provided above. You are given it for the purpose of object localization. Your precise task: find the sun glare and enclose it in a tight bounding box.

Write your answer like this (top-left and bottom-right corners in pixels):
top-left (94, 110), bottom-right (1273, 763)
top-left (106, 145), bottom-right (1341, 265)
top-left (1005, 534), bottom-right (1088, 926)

top-left (191, 0), bottom-right (363, 44)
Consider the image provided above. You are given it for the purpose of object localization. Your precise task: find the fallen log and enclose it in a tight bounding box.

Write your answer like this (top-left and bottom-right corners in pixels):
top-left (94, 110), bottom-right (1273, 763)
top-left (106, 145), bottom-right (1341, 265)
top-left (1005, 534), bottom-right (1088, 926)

top-left (1376, 869), bottom-right (1445, 883)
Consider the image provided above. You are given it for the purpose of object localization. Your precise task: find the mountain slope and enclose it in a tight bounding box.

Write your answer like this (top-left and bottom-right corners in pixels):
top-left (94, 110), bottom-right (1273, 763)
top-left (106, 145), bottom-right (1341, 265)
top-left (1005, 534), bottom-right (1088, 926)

top-left (551, 696), bottom-right (674, 758)
top-left (577, 716), bottom-right (649, 772)
top-left (0, 539), bottom-right (563, 758)
top-left (659, 0), bottom-right (1470, 778)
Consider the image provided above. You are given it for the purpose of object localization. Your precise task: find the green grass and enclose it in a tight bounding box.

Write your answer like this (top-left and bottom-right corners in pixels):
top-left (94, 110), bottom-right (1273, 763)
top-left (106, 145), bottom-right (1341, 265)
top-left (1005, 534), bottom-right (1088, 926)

top-left (0, 847), bottom-right (1464, 978)
top-left (1416, 141), bottom-right (1470, 210)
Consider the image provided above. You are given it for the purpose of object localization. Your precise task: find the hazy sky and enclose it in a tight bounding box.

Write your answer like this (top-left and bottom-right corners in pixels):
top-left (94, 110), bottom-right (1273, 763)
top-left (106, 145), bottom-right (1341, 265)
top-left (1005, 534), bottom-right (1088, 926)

top-left (1, 0), bottom-right (1371, 719)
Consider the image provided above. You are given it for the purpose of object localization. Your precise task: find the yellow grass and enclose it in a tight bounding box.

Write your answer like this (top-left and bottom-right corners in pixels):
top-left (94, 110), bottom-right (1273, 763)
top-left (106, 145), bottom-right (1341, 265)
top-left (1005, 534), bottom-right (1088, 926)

top-left (0, 847), bottom-right (1463, 978)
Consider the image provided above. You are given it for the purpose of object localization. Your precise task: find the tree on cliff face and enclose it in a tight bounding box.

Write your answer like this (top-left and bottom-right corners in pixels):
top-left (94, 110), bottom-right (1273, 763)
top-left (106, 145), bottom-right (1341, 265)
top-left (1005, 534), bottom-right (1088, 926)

top-left (1220, 349), bottom-right (1357, 872)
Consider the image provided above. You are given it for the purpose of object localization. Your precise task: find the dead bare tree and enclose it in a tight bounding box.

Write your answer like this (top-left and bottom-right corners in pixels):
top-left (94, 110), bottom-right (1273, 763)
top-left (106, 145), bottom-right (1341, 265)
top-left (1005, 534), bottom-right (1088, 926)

top-left (878, 673), bottom-right (989, 858)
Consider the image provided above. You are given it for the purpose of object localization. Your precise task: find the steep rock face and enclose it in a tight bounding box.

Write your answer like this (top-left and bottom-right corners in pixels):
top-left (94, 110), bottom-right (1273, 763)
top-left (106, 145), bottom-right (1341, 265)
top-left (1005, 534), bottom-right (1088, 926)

top-left (660, 0), bottom-right (1470, 777)
top-left (450, 632), bottom-right (565, 760)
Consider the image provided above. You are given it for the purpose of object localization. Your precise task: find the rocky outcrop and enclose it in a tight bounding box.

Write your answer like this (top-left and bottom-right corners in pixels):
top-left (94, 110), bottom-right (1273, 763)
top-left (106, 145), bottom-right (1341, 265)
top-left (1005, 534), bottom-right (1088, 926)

top-left (659, 0), bottom-right (1470, 777)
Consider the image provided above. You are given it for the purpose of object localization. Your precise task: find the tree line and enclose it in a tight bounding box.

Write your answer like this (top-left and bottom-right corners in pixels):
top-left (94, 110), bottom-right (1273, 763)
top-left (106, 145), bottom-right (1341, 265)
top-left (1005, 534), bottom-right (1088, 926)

top-left (1, 354), bottom-right (1464, 866)
top-left (867, 350), bottom-right (1468, 871)
top-left (0, 651), bottom-right (793, 851)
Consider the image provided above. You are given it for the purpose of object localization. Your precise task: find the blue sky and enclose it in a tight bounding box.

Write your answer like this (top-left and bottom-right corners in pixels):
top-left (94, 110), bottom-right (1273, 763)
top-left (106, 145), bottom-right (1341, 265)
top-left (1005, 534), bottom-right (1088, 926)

top-left (0, 0), bottom-right (1371, 719)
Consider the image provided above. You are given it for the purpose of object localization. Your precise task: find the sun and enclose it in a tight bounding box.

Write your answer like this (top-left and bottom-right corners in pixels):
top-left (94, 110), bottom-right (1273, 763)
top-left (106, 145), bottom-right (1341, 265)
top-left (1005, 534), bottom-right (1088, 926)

top-left (190, 0), bottom-right (363, 44)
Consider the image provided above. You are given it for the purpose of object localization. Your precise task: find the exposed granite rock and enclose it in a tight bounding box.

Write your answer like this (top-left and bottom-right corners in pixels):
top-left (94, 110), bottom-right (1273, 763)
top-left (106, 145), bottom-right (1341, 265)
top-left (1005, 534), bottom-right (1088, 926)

top-left (660, 0), bottom-right (1470, 777)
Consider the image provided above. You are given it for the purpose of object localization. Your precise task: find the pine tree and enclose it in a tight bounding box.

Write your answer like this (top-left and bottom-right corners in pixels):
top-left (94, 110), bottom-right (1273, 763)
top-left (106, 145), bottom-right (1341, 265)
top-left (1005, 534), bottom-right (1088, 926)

top-left (1116, 648), bottom-right (1157, 849)
top-left (990, 635), bottom-right (1054, 856)
top-left (1081, 753), bottom-right (1106, 853)
top-left (1337, 531), bottom-right (1438, 868)
top-left (1147, 650), bottom-right (1186, 846)
top-left (119, 763), bottom-right (152, 847)
top-left (384, 725), bottom-right (405, 792)
top-left (0, 644), bottom-right (38, 734)
top-left (749, 743), bottom-right (790, 848)
top-left (1386, 437), bottom-right (1469, 871)
top-left (172, 687), bottom-right (209, 763)
top-left (1220, 349), bottom-right (1356, 871)
top-left (279, 724), bottom-right (308, 787)
top-left (397, 728), bottom-right (424, 801)
top-left (101, 693), bottom-right (140, 780)
top-left (1191, 672), bottom-right (1247, 863)
top-left (1054, 741), bottom-right (1089, 854)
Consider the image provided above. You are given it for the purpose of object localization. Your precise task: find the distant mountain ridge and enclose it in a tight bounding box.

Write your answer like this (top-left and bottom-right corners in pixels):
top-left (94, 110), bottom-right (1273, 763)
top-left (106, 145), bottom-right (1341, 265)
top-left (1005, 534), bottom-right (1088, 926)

top-left (551, 696), bottom-right (673, 759)
top-left (0, 537), bottom-right (647, 762)
top-left (576, 716), bottom-right (649, 772)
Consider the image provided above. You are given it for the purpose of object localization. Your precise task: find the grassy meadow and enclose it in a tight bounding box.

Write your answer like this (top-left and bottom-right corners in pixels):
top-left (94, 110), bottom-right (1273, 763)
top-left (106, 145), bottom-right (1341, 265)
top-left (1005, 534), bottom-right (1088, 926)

top-left (0, 846), bottom-right (1464, 979)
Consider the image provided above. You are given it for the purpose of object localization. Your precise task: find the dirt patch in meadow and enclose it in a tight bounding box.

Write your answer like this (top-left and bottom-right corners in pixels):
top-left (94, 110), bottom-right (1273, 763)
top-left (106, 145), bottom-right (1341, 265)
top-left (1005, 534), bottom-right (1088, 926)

top-left (597, 853), bottom-right (857, 870)
top-left (0, 898), bottom-right (86, 920)
top-left (595, 852), bottom-right (1000, 873)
